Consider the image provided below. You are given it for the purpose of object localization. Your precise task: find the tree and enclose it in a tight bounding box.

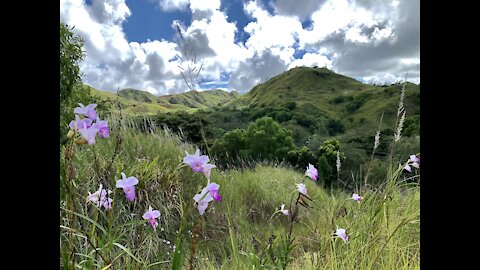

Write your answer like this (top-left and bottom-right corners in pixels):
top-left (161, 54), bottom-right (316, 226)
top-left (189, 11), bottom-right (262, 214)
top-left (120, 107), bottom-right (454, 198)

top-left (287, 146), bottom-right (315, 169)
top-left (245, 117), bottom-right (295, 160)
top-left (316, 139), bottom-right (346, 188)
top-left (60, 22), bottom-right (84, 101)
top-left (211, 129), bottom-right (248, 166)
top-left (60, 22), bottom-right (87, 145)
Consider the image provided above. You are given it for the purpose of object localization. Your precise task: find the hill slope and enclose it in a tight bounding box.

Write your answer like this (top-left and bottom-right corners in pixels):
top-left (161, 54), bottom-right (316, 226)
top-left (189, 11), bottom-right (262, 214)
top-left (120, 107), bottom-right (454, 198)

top-left (90, 86), bottom-right (240, 115)
top-left (224, 66), bottom-right (419, 133)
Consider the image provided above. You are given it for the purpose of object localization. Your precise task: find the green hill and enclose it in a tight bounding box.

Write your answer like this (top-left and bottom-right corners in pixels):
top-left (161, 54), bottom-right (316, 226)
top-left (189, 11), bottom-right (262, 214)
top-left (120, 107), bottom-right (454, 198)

top-left (158, 89), bottom-right (240, 109)
top-left (90, 85), bottom-right (240, 115)
top-left (226, 66), bottom-right (419, 133)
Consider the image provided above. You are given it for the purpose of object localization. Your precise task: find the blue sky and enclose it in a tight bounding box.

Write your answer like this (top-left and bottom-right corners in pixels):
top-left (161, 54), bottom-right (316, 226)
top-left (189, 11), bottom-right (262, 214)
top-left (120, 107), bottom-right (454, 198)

top-left (122, 0), bottom-right (191, 43)
top-left (60, 0), bottom-right (419, 95)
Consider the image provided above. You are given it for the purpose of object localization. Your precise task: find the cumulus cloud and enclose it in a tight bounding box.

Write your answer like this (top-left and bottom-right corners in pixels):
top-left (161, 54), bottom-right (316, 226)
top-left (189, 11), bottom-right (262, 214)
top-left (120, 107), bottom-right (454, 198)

top-left (229, 50), bottom-right (288, 93)
top-left (151, 0), bottom-right (189, 12)
top-left (243, 1), bottom-right (303, 52)
top-left (272, 0), bottom-right (326, 20)
top-left (174, 5), bottom-right (252, 85)
top-left (60, 0), bottom-right (419, 96)
top-left (61, 0), bottom-right (187, 95)
top-left (296, 0), bottom-right (419, 84)
top-left (288, 51), bottom-right (334, 70)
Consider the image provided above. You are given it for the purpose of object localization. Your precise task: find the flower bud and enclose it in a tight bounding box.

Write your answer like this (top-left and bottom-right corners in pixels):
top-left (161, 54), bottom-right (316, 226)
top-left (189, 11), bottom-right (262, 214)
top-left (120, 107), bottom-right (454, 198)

top-left (75, 138), bottom-right (87, 145)
top-left (67, 130), bottom-right (75, 139)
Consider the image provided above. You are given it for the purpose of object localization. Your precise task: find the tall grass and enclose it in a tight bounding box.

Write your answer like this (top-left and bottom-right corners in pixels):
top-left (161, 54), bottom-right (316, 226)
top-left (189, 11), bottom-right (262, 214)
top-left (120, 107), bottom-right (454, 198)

top-left (60, 103), bottom-right (419, 269)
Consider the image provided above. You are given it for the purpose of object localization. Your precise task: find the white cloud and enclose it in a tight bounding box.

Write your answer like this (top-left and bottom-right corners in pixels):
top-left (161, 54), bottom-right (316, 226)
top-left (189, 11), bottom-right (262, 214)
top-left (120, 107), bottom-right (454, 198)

top-left (60, 0), bottom-right (419, 96)
top-left (175, 6), bottom-right (252, 85)
top-left (243, 1), bottom-right (303, 52)
top-left (272, 0), bottom-right (326, 20)
top-left (189, 0), bottom-right (220, 12)
top-left (228, 50), bottom-right (288, 93)
top-left (288, 52), bottom-right (333, 70)
top-left (61, 0), bottom-right (187, 95)
top-left (344, 26), bottom-right (370, 44)
top-left (297, 0), bottom-right (399, 49)
top-left (153, 0), bottom-right (189, 12)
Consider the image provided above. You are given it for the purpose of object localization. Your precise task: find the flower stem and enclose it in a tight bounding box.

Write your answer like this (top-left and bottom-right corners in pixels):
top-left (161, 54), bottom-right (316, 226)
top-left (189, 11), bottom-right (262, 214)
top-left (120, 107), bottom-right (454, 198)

top-left (189, 216), bottom-right (202, 270)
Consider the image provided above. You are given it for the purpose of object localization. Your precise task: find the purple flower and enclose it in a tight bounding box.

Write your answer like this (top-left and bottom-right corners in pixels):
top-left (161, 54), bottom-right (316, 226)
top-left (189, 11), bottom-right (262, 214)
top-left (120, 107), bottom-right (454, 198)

top-left (69, 115), bottom-right (93, 130)
top-left (87, 184), bottom-right (113, 210)
top-left (410, 154), bottom-right (420, 169)
top-left (202, 163), bottom-right (216, 180)
top-left (404, 154), bottom-right (420, 172)
top-left (87, 184), bottom-right (103, 205)
top-left (335, 226), bottom-right (349, 243)
top-left (351, 193), bottom-right (363, 203)
top-left (143, 206), bottom-right (161, 230)
top-left (92, 119), bottom-right (109, 138)
top-left (305, 163), bottom-right (318, 181)
top-left (100, 192), bottom-right (113, 210)
top-left (193, 184), bottom-right (217, 215)
top-left (74, 103), bottom-right (98, 120)
top-left (207, 182), bottom-right (221, 201)
top-left (280, 204), bottom-right (289, 216)
top-left (78, 125), bottom-right (99, 145)
top-left (404, 163), bottom-right (412, 173)
top-left (183, 149), bottom-right (209, 173)
top-left (297, 183), bottom-right (307, 196)
top-left (410, 154), bottom-right (420, 164)
top-left (116, 173), bottom-right (139, 202)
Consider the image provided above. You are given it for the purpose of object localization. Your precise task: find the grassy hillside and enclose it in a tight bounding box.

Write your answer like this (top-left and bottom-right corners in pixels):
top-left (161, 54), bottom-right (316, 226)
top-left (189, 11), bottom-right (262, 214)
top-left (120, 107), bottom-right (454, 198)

top-left (226, 66), bottom-right (419, 133)
top-left (159, 89), bottom-right (240, 109)
top-left (60, 117), bottom-right (420, 269)
top-left (90, 85), bottom-right (240, 115)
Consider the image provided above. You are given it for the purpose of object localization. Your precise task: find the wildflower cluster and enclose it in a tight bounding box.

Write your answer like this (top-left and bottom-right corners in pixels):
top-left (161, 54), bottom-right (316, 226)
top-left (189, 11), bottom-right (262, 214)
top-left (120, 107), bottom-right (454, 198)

top-left (87, 184), bottom-right (113, 210)
top-left (183, 149), bottom-right (221, 215)
top-left (274, 163), bottom-right (364, 245)
top-left (69, 105), bottom-right (161, 230)
top-left (68, 103), bottom-right (109, 145)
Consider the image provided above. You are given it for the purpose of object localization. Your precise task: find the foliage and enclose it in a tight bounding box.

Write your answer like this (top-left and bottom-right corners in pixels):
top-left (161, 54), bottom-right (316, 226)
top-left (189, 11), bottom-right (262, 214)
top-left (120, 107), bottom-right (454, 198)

top-left (211, 117), bottom-right (296, 167)
top-left (326, 118), bottom-right (345, 135)
top-left (150, 111), bottom-right (213, 146)
top-left (60, 22), bottom-right (84, 100)
top-left (403, 114), bottom-right (420, 137)
top-left (210, 129), bottom-right (248, 166)
top-left (316, 139), bottom-right (347, 188)
top-left (287, 146), bottom-right (316, 169)
top-left (59, 23), bottom-right (109, 145)
top-left (60, 111), bottom-right (420, 269)
top-left (243, 117), bottom-right (295, 160)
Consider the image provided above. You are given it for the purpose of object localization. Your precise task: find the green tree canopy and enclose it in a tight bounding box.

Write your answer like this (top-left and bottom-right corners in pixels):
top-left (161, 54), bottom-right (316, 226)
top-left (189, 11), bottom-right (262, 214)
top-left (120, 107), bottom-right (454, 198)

top-left (245, 117), bottom-right (295, 160)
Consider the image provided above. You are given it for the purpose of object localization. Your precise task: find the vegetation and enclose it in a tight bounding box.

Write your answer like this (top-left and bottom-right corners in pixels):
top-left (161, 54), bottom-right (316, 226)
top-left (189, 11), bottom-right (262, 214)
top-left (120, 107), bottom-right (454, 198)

top-left (60, 117), bottom-right (420, 269)
top-left (60, 22), bottom-right (419, 269)
top-left (90, 87), bottom-right (240, 116)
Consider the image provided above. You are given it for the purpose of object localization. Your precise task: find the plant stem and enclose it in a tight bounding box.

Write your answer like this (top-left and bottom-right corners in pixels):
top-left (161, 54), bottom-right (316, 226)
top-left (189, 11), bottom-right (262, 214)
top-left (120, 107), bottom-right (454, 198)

top-left (189, 216), bottom-right (202, 270)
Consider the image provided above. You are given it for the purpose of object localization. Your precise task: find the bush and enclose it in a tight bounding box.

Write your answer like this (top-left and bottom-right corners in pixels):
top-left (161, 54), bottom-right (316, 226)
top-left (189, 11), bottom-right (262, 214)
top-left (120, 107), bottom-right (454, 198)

top-left (211, 129), bottom-right (248, 166)
top-left (403, 115), bottom-right (420, 137)
top-left (287, 146), bottom-right (315, 169)
top-left (245, 117), bottom-right (295, 160)
top-left (284, 101), bottom-right (297, 110)
top-left (315, 139), bottom-right (346, 188)
top-left (60, 23), bottom-right (106, 145)
top-left (326, 118), bottom-right (345, 135)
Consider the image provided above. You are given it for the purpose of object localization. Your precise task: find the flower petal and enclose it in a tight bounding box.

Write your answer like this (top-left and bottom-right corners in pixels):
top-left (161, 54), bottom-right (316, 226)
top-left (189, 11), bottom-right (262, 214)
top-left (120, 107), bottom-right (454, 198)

top-left (116, 180), bottom-right (125, 188)
top-left (125, 177), bottom-right (139, 186)
top-left (197, 201), bottom-right (209, 215)
top-left (151, 210), bottom-right (161, 218)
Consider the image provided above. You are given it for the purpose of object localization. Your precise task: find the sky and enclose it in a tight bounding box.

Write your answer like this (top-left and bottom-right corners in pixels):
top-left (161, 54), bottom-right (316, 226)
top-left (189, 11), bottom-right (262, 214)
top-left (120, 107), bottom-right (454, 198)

top-left (60, 0), bottom-right (419, 95)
